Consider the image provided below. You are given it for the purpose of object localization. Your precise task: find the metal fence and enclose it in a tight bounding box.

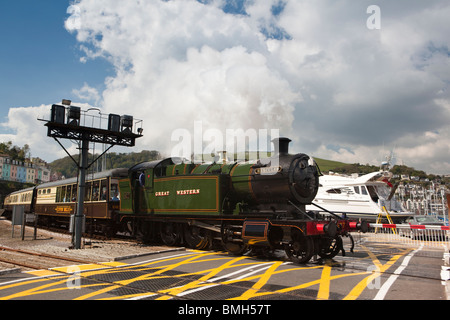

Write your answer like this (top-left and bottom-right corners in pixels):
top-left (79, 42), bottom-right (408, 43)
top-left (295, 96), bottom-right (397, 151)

top-left (353, 223), bottom-right (450, 248)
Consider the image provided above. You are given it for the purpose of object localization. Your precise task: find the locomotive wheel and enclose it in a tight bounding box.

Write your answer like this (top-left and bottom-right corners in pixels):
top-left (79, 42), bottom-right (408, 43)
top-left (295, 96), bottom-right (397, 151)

top-left (160, 222), bottom-right (182, 246)
top-left (318, 236), bottom-right (342, 259)
top-left (284, 232), bottom-right (314, 264)
top-left (221, 222), bottom-right (247, 255)
top-left (222, 239), bottom-right (247, 256)
top-left (184, 225), bottom-right (211, 250)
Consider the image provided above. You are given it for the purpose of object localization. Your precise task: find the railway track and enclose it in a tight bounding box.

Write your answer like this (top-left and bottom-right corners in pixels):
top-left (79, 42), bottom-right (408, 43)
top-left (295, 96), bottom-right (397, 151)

top-left (0, 245), bottom-right (94, 271)
top-left (35, 223), bottom-right (137, 243)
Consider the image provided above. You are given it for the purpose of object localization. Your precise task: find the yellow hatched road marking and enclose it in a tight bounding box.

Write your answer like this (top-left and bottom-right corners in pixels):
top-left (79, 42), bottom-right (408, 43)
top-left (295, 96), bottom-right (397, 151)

top-left (228, 261), bottom-right (284, 300)
top-left (26, 270), bottom-right (61, 277)
top-left (0, 276), bottom-right (66, 296)
top-left (0, 277), bottom-right (105, 300)
top-left (75, 251), bottom-right (220, 300)
top-left (343, 245), bottom-right (406, 300)
top-left (101, 260), bottom-right (277, 300)
top-left (51, 261), bottom-right (128, 273)
top-left (105, 245), bottom-right (409, 301)
top-left (156, 256), bottom-right (248, 300)
top-left (317, 262), bottom-right (333, 300)
top-left (24, 261), bottom-right (129, 277)
top-left (237, 271), bottom-right (371, 300)
top-left (0, 246), bottom-right (414, 300)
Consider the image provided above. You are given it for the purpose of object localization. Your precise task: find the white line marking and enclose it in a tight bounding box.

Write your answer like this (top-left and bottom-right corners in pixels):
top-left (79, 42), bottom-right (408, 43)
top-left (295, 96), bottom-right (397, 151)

top-left (373, 245), bottom-right (423, 300)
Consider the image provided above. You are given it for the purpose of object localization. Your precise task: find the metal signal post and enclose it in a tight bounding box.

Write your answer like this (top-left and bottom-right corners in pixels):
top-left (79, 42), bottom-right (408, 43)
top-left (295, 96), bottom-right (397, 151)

top-left (42, 100), bottom-right (143, 249)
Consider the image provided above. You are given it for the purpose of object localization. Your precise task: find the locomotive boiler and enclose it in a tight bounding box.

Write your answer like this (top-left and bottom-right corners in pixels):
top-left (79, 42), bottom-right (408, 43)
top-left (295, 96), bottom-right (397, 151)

top-left (118, 138), bottom-right (367, 263)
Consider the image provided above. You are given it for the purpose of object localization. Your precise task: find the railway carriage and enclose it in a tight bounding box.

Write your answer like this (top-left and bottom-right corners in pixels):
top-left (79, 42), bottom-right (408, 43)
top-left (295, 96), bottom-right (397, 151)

top-left (4, 187), bottom-right (36, 217)
top-left (4, 168), bottom-right (129, 235)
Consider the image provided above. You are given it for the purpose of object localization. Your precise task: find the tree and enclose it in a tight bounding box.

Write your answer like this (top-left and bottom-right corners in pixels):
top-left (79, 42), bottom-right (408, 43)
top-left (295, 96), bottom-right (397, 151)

top-left (0, 141), bottom-right (30, 161)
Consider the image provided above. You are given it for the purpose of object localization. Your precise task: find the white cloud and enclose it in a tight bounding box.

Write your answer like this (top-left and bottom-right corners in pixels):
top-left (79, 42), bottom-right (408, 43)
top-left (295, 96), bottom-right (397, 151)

top-left (0, 105), bottom-right (78, 160)
top-left (72, 83), bottom-right (101, 105)
top-left (70, 0), bottom-right (299, 154)
top-left (2, 0), bottom-right (449, 175)
top-left (271, 0), bottom-right (450, 174)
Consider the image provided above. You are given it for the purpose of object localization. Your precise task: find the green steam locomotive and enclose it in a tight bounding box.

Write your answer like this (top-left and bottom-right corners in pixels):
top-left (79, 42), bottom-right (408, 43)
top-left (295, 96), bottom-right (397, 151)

top-left (117, 138), bottom-right (367, 263)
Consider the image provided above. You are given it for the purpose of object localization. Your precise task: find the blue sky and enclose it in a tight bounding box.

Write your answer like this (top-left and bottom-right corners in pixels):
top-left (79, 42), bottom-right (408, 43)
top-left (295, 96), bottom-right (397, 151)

top-left (0, 1), bottom-right (110, 125)
top-left (0, 1), bottom-right (449, 174)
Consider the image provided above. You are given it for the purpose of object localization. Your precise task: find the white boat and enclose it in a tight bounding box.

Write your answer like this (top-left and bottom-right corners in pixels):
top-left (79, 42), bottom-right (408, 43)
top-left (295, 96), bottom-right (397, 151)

top-left (306, 171), bottom-right (413, 222)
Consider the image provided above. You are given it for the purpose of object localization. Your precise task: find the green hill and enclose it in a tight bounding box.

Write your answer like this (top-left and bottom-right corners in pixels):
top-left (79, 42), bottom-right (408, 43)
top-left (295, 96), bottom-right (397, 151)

top-left (313, 158), bottom-right (348, 173)
top-left (49, 150), bottom-right (161, 179)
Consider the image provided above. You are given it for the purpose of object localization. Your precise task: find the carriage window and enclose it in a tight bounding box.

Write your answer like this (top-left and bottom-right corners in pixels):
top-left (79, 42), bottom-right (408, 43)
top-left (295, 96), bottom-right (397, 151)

top-left (110, 183), bottom-right (120, 201)
top-left (59, 187), bottom-right (65, 202)
top-left (56, 187), bottom-right (62, 202)
top-left (92, 181), bottom-right (100, 201)
top-left (71, 184), bottom-right (77, 202)
top-left (100, 179), bottom-right (108, 201)
top-left (66, 185), bottom-right (72, 202)
top-left (60, 186), bottom-right (67, 202)
top-left (85, 182), bottom-right (92, 201)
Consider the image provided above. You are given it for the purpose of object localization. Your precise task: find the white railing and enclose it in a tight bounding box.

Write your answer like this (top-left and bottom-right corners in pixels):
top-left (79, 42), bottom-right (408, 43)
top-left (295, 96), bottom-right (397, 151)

top-left (355, 223), bottom-right (450, 248)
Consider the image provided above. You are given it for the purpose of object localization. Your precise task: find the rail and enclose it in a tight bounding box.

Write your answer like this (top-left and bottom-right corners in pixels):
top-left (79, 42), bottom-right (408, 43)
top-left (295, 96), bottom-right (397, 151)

top-left (0, 245), bottom-right (94, 271)
top-left (354, 223), bottom-right (450, 248)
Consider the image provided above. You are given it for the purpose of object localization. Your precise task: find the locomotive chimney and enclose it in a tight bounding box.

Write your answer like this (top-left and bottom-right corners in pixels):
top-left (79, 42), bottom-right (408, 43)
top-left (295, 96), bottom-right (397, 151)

top-left (272, 137), bottom-right (292, 156)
